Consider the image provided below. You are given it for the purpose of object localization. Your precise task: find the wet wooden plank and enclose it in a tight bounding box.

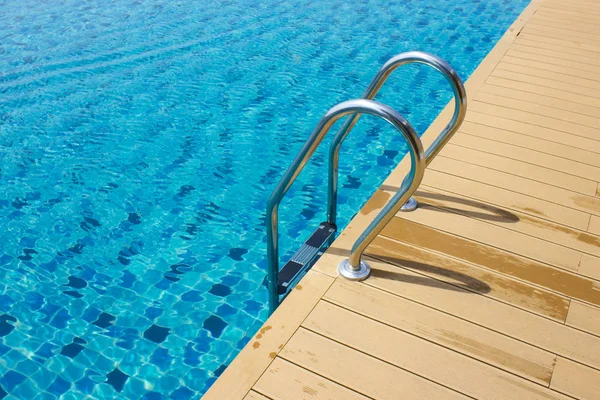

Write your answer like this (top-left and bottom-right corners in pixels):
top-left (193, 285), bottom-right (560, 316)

top-left (415, 186), bottom-right (600, 258)
top-left (254, 358), bottom-right (370, 400)
top-left (389, 199), bottom-right (582, 272)
top-left (303, 301), bottom-right (570, 400)
top-left (280, 328), bottom-right (468, 400)
top-left (423, 168), bottom-right (590, 230)
top-left (429, 156), bottom-right (600, 217)
top-left (371, 228), bottom-right (598, 308)
top-left (567, 301), bottom-right (600, 337)
top-left (202, 271), bottom-right (334, 400)
top-left (324, 280), bottom-right (557, 385)
top-left (550, 358), bottom-right (600, 400)
top-left (367, 230), bottom-right (569, 319)
top-left (439, 142), bottom-right (597, 195)
top-left (359, 256), bottom-right (600, 370)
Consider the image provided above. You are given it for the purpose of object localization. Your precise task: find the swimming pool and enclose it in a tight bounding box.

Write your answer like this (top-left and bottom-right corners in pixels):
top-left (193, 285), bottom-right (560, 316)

top-left (0, 0), bottom-right (529, 398)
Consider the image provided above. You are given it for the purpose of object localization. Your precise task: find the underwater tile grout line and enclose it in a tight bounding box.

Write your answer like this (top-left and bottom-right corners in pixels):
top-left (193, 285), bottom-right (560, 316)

top-left (0, 0), bottom-right (530, 398)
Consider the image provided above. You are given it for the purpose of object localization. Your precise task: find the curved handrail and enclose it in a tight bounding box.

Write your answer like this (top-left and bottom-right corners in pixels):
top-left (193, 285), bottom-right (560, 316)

top-left (266, 99), bottom-right (425, 313)
top-left (327, 51), bottom-right (467, 224)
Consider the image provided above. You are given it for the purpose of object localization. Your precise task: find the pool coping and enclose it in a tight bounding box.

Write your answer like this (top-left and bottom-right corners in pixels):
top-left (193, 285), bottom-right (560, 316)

top-left (202, 1), bottom-right (542, 398)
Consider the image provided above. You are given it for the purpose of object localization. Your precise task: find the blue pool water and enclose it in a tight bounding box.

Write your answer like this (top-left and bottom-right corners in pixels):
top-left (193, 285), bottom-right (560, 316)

top-left (0, 0), bottom-right (529, 398)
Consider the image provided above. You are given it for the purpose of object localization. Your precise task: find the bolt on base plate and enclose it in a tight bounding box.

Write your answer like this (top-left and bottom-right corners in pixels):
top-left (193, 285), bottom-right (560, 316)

top-left (338, 259), bottom-right (371, 281)
top-left (400, 196), bottom-right (418, 212)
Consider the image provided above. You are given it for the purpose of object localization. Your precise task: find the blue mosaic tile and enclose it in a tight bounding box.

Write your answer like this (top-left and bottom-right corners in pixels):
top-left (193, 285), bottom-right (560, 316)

top-left (105, 368), bottom-right (128, 393)
top-left (47, 376), bottom-right (71, 396)
top-left (0, 0), bottom-right (529, 397)
top-left (0, 371), bottom-right (26, 392)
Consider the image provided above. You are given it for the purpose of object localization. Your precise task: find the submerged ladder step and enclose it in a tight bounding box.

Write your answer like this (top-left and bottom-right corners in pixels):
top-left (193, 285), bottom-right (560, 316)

top-left (277, 222), bottom-right (336, 294)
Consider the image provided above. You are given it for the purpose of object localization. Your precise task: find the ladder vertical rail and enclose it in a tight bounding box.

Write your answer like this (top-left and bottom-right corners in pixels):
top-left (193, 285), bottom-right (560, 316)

top-left (338, 119), bottom-right (425, 280)
top-left (266, 99), bottom-right (424, 314)
top-left (327, 52), bottom-right (467, 223)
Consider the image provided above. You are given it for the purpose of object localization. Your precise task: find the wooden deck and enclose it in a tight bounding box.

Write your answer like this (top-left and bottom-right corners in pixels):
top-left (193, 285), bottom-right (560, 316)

top-left (204, 0), bottom-right (600, 398)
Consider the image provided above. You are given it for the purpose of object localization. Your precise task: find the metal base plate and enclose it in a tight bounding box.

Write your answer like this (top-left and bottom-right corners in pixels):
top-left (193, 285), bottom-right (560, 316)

top-left (400, 196), bottom-right (418, 212)
top-left (338, 259), bottom-right (371, 281)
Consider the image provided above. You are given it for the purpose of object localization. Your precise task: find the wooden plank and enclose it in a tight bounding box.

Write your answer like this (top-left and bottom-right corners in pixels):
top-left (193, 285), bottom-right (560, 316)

top-left (365, 229), bottom-right (570, 319)
top-left (515, 36), bottom-right (600, 61)
top-left (392, 200), bottom-right (582, 271)
top-left (542, 2), bottom-right (600, 16)
top-left (415, 186), bottom-right (600, 258)
top-left (466, 109), bottom-right (600, 154)
top-left (550, 358), bottom-right (600, 400)
top-left (525, 22), bottom-right (600, 44)
top-left (491, 69), bottom-right (600, 110)
top-left (566, 301), bottom-right (600, 337)
top-left (481, 81), bottom-right (600, 120)
top-left (578, 254), bottom-right (600, 281)
top-left (497, 57), bottom-right (600, 91)
top-left (589, 215), bottom-right (600, 235)
top-left (475, 89), bottom-right (600, 132)
top-left (530, 17), bottom-right (600, 38)
top-left (244, 391), bottom-right (271, 400)
top-left (452, 130), bottom-right (600, 180)
top-left (254, 357), bottom-right (370, 400)
top-left (535, 9), bottom-right (600, 27)
top-left (440, 141), bottom-right (597, 195)
top-left (324, 280), bottom-right (557, 385)
top-left (502, 54), bottom-right (600, 84)
top-left (281, 328), bottom-right (468, 400)
top-left (303, 302), bottom-right (570, 400)
top-left (459, 119), bottom-right (600, 169)
top-left (470, 100), bottom-right (600, 144)
top-left (511, 41), bottom-right (600, 67)
top-left (423, 168), bottom-right (591, 231)
top-left (430, 156), bottom-right (600, 217)
top-left (517, 32), bottom-right (600, 55)
top-left (360, 255), bottom-right (600, 370)
top-left (202, 271), bottom-right (334, 400)
top-left (522, 25), bottom-right (600, 46)
top-left (376, 221), bottom-right (600, 307)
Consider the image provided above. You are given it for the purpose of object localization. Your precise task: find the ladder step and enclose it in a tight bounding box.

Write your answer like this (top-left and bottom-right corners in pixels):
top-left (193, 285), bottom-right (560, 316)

top-left (278, 222), bottom-right (336, 294)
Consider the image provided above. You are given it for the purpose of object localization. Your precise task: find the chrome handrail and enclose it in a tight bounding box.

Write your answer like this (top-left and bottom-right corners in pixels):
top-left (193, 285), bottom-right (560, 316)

top-left (266, 99), bottom-right (425, 313)
top-left (327, 51), bottom-right (467, 222)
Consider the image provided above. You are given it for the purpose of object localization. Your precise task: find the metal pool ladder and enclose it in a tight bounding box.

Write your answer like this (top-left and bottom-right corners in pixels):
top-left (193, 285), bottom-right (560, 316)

top-left (266, 51), bottom-right (467, 314)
